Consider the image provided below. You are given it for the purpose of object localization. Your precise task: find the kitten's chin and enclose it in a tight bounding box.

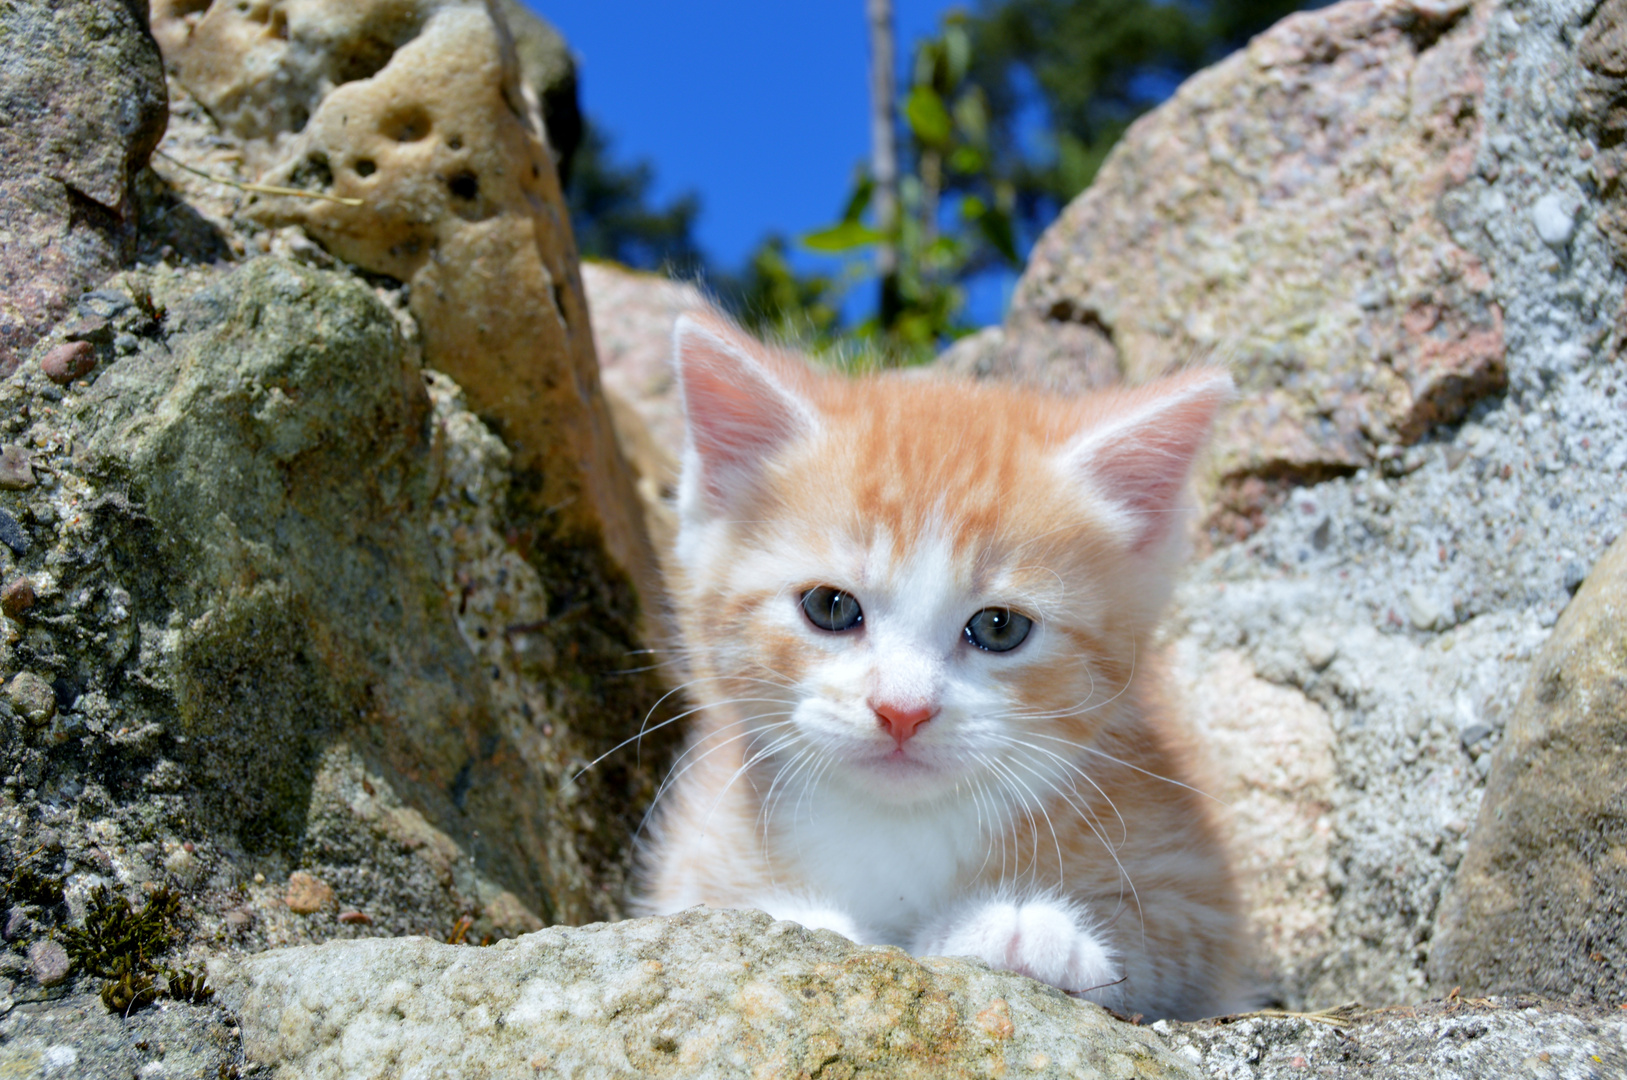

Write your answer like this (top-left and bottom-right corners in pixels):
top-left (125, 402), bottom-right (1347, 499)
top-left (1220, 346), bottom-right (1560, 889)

top-left (842, 746), bottom-right (965, 804)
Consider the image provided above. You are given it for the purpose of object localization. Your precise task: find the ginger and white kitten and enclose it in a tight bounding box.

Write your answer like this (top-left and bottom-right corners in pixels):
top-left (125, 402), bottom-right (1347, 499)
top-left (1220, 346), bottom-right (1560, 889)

top-left (638, 311), bottom-right (1244, 1020)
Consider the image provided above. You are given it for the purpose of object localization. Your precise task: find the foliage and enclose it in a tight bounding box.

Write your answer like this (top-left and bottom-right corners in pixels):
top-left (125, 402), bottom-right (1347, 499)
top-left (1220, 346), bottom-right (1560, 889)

top-left (723, 234), bottom-right (845, 344)
top-left (565, 122), bottom-right (707, 276)
top-left (58, 884), bottom-right (213, 1013)
top-left (804, 15), bottom-right (1022, 362)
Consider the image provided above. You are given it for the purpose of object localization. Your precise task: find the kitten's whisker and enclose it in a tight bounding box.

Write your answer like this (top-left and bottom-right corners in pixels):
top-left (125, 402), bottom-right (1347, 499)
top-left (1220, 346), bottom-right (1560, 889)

top-left (574, 694), bottom-right (797, 782)
top-left (647, 716), bottom-right (796, 814)
top-left (990, 755), bottom-right (1068, 892)
top-left (1000, 737), bottom-right (1128, 849)
top-left (1023, 734), bottom-right (1228, 807)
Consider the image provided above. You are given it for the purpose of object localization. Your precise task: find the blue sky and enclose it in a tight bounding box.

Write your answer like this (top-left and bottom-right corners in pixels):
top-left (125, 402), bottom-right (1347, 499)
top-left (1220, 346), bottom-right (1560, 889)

top-left (525, 1), bottom-right (1016, 322)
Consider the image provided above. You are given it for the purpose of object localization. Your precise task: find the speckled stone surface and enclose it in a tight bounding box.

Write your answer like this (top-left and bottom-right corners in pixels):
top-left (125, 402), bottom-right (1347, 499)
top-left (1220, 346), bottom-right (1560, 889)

top-left (211, 907), bottom-right (1198, 1080)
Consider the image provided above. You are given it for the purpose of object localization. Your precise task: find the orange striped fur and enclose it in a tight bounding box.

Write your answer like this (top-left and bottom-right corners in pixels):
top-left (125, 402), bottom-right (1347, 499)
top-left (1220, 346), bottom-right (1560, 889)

top-left (638, 311), bottom-right (1245, 1019)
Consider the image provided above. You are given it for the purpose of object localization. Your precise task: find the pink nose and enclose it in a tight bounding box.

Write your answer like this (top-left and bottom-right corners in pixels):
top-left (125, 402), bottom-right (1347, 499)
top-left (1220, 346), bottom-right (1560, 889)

top-left (873, 701), bottom-right (937, 746)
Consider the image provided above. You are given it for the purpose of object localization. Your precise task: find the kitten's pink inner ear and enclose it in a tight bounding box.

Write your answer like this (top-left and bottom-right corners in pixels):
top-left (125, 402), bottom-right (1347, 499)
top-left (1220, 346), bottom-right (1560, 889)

top-left (1063, 371), bottom-right (1235, 551)
top-left (674, 313), bottom-right (815, 507)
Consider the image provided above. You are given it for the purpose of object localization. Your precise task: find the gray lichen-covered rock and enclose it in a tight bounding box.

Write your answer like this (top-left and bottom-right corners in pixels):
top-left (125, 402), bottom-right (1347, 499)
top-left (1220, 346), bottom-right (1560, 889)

top-left (0, 256), bottom-right (667, 968)
top-left (1153, 998), bottom-right (1627, 1078)
top-left (1429, 533), bottom-right (1627, 1000)
top-left (0, 0), bottom-right (168, 376)
top-left (210, 907), bottom-right (1199, 1080)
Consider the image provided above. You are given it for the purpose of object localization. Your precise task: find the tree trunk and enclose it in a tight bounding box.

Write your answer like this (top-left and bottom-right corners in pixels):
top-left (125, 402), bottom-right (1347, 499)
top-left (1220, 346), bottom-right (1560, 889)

top-left (866, 0), bottom-right (901, 328)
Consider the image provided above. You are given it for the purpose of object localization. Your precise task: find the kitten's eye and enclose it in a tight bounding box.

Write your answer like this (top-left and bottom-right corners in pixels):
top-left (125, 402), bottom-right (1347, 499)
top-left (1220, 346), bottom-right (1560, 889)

top-left (801, 586), bottom-right (863, 632)
top-left (964, 607), bottom-right (1032, 652)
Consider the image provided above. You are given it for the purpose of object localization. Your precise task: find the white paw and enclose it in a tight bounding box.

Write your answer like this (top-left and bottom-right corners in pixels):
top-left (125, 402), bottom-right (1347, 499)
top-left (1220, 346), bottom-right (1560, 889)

top-left (753, 895), bottom-right (867, 942)
top-left (915, 897), bottom-right (1120, 999)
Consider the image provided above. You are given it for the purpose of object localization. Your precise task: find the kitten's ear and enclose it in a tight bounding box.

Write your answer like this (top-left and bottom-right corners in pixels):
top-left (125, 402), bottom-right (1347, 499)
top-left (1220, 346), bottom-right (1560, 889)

top-left (1057, 370), bottom-right (1234, 552)
top-left (673, 311), bottom-right (817, 513)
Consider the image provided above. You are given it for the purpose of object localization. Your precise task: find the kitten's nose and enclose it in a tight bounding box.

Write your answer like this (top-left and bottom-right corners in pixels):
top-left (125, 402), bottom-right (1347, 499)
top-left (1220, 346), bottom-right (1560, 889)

top-left (872, 701), bottom-right (937, 746)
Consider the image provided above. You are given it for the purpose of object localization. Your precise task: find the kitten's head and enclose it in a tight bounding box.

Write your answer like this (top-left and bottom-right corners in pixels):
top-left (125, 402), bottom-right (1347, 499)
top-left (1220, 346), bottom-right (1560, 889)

top-left (670, 311), bottom-right (1231, 805)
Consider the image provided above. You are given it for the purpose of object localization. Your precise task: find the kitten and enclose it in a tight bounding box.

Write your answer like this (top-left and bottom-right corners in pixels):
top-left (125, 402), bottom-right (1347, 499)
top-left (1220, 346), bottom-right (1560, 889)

top-left (637, 310), bottom-right (1245, 1020)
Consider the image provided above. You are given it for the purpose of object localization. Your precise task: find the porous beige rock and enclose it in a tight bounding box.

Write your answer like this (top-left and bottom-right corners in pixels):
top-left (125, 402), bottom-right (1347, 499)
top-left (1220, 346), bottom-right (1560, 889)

top-left (152, 0), bottom-right (659, 620)
top-left (1430, 533), bottom-right (1627, 1000)
top-left (210, 907), bottom-right (1200, 1080)
top-left (991, 0), bottom-right (1502, 531)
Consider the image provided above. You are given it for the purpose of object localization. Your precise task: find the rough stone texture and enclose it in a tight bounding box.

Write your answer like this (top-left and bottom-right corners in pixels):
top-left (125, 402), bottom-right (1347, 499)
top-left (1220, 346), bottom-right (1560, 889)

top-left (151, 0), bottom-right (660, 622)
top-left (911, 0), bottom-right (1627, 1011)
top-left (1430, 534), bottom-right (1627, 1000)
top-left (992, 0), bottom-right (1505, 528)
top-left (1154, 998), bottom-right (1627, 1078)
top-left (0, 0), bottom-right (168, 377)
top-left (492, 0), bottom-right (582, 181)
top-left (22, 941), bottom-right (67, 988)
top-left (211, 907), bottom-right (1198, 1080)
top-left (0, 256), bottom-right (669, 971)
top-left (0, 990), bottom-right (240, 1079)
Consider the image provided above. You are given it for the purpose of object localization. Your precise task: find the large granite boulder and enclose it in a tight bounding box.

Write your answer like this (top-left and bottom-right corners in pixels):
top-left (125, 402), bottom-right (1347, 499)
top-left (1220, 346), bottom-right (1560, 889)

top-left (1430, 533), bottom-right (1627, 999)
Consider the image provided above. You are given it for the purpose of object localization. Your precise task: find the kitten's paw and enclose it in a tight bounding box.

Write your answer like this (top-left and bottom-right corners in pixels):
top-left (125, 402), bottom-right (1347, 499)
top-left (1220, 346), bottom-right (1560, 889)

top-left (915, 898), bottom-right (1119, 998)
top-left (753, 896), bottom-right (868, 942)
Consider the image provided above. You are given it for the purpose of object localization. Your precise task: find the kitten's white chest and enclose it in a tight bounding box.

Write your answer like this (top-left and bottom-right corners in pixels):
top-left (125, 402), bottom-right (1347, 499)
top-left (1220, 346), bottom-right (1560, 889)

top-left (773, 790), bottom-right (989, 944)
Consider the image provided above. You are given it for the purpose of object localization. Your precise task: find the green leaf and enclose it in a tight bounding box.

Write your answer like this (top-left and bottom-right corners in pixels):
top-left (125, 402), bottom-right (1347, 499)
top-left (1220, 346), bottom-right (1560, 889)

top-left (943, 24), bottom-right (971, 87)
top-left (949, 145), bottom-right (986, 176)
top-left (802, 221), bottom-right (887, 253)
top-left (977, 205), bottom-right (1020, 266)
top-left (952, 88), bottom-right (988, 146)
top-left (838, 171), bottom-right (874, 224)
top-left (905, 85), bottom-right (953, 149)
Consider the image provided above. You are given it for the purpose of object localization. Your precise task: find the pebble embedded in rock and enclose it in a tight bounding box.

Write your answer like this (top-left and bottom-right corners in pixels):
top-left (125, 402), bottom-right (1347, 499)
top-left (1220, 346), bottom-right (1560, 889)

top-left (6, 672), bottom-right (56, 726)
top-left (1531, 192), bottom-right (1577, 248)
top-left (1, 577), bottom-right (34, 617)
top-left (40, 341), bottom-right (98, 384)
top-left (27, 939), bottom-right (70, 987)
top-left (0, 508), bottom-right (27, 555)
top-left (285, 871), bottom-right (334, 914)
top-left (0, 445), bottom-right (33, 490)
top-left (3, 908), bottom-right (30, 942)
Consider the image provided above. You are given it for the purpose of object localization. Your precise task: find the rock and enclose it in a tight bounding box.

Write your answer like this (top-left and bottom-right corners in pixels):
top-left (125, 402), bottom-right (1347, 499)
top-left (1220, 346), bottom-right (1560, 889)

top-left (990, 0), bottom-right (1504, 524)
top-left (0, 0), bottom-right (167, 377)
top-left (284, 871), bottom-right (334, 915)
top-left (0, 508), bottom-right (28, 555)
top-left (491, 0), bottom-right (582, 181)
top-left (25, 940), bottom-right (70, 987)
top-left (581, 262), bottom-right (707, 554)
top-left (1154, 998), bottom-right (1627, 1078)
top-left (1172, 645), bottom-right (1336, 1003)
top-left (153, 0), bottom-right (660, 623)
top-left (210, 907), bottom-right (1198, 1079)
top-left (0, 446), bottom-right (32, 490)
top-left (1429, 534), bottom-right (1627, 1000)
top-left (5, 671), bottom-right (55, 727)
top-left (31, 257), bottom-right (662, 936)
top-left (39, 341), bottom-right (97, 385)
